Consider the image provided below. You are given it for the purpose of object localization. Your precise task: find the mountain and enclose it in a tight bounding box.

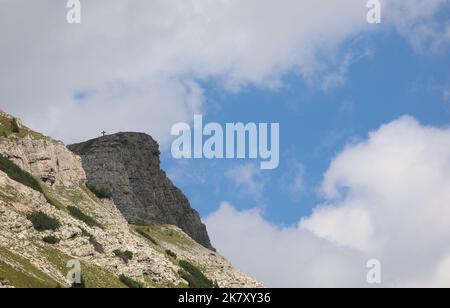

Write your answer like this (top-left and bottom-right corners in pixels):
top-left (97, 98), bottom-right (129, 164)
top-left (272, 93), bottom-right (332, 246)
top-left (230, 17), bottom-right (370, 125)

top-left (68, 133), bottom-right (213, 250)
top-left (0, 110), bottom-right (260, 288)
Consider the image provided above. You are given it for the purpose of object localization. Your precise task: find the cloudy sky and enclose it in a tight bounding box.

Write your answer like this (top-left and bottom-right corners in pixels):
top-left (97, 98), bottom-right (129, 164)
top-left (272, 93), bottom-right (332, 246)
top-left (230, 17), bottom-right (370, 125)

top-left (1, 0), bottom-right (450, 287)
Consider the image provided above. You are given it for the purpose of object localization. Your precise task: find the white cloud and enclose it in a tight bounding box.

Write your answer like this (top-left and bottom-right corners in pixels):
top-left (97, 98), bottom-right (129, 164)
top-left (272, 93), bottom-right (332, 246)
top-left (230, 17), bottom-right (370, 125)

top-left (301, 206), bottom-right (376, 254)
top-left (443, 89), bottom-right (450, 102)
top-left (206, 116), bottom-right (450, 287)
top-left (166, 159), bottom-right (216, 186)
top-left (0, 0), bottom-right (448, 144)
top-left (320, 48), bottom-right (374, 91)
top-left (225, 164), bottom-right (266, 199)
top-left (281, 161), bottom-right (306, 199)
top-left (384, 0), bottom-right (450, 53)
top-left (205, 202), bottom-right (366, 287)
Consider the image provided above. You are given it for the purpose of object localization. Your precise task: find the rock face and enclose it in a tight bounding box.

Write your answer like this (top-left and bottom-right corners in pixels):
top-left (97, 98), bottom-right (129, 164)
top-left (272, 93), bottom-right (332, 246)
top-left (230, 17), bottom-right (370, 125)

top-left (0, 112), bottom-right (86, 187)
top-left (68, 133), bottom-right (213, 250)
top-left (0, 169), bottom-right (261, 288)
top-left (0, 110), bottom-right (261, 288)
top-left (0, 135), bottom-right (86, 187)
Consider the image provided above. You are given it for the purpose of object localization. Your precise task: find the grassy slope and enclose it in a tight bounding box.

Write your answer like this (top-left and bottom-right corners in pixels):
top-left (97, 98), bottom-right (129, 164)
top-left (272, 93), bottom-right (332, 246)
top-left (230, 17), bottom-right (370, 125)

top-left (0, 240), bottom-right (127, 288)
top-left (0, 119), bottom-right (214, 288)
top-left (0, 247), bottom-right (60, 288)
top-left (0, 169), bottom-right (126, 288)
top-left (0, 112), bottom-right (45, 140)
top-left (132, 224), bottom-right (214, 288)
top-left (37, 245), bottom-right (127, 288)
top-left (132, 224), bottom-right (197, 248)
top-left (0, 164), bottom-right (200, 288)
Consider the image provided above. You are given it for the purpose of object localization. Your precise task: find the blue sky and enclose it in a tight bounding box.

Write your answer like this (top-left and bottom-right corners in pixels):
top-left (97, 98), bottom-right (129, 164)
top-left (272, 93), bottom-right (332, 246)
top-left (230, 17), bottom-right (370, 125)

top-left (163, 25), bottom-right (450, 227)
top-left (3, 0), bottom-right (450, 287)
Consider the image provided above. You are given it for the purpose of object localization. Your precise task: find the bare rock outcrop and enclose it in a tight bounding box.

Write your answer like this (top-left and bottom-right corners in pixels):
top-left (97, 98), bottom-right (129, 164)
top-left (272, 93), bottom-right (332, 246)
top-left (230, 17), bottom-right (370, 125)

top-left (69, 133), bottom-right (213, 250)
top-left (0, 112), bottom-right (86, 187)
top-left (0, 110), bottom-right (260, 288)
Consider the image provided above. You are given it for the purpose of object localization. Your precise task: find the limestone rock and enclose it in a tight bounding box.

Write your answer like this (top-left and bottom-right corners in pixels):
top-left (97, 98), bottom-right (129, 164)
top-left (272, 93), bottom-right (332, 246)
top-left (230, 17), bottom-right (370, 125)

top-left (0, 135), bottom-right (86, 187)
top-left (0, 110), bottom-right (260, 288)
top-left (69, 133), bottom-right (213, 250)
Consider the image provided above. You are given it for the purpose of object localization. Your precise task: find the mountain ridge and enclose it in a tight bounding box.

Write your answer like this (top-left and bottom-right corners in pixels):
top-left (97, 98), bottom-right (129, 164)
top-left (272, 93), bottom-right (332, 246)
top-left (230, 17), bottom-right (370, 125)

top-left (68, 132), bottom-right (214, 250)
top-left (0, 109), bottom-right (260, 288)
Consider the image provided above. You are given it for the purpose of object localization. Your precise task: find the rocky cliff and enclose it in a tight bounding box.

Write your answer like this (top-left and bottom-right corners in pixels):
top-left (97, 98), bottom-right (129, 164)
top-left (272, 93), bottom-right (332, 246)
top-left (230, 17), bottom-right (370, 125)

top-left (68, 133), bottom-right (213, 250)
top-left (0, 110), bottom-right (260, 288)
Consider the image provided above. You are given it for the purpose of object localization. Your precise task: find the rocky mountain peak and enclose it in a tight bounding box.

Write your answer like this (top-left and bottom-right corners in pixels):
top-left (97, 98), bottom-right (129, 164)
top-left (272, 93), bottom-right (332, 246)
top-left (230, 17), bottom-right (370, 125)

top-left (68, 132), bottom-right (214, 250)
top-left (0, 110), bottom-right (260, 288)
top-left (0, 110), bottom-right (86, 187)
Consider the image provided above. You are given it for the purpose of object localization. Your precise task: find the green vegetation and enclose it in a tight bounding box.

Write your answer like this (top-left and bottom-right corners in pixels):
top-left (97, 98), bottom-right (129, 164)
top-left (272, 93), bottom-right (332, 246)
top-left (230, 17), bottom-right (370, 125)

top-left (79, 263), bottom-right (127, 288)
top-left (89, 235), bottom-right (105, 254)
top-left (166, 249), bottom-right (177, 259)
top-left (0, 113), bottom-right (45, 139)
top-left (80, 227), bottom-right (90, 237)
top-left (119, 274), bottom-right (144, 288)
top-left (38, 245), bottom-right (127, 288)
top-left (113, 250), bottom-right (133, 264)
top-left (56, 186), bottom-right (87, 205)
top-left (27, 211), bottom-right (61, 231)
top-left (42, 236), bottom-right (60, 245)
top-left (0, 155), bottom-right (65, 210)
top-left (0, 247), bottom-right (60, 288)
top-left (133, 225), bottom-right (196, 248)
top-left (44, 194), bottom-right (65, 210)
top-left (86, 183), bottom-right (112, 199)
top-left (11, 118), bottom-right (20, 133)
top-left (77, 227), bottom-right (104, 253)
top-left (143, 275), bottom-right (186, 288)
top-left (41, 186), bottom-right (65, 210)
top-left (178, 260), bottom-right (215, 289)
top-left (0, 154), bottom-right (42, 192)
top-left (67, 206), bottom-right (103, 229)
top-left (134, 227), bottom-right (159, 246)
top-left (81, 184), bottom-right (102, 203)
